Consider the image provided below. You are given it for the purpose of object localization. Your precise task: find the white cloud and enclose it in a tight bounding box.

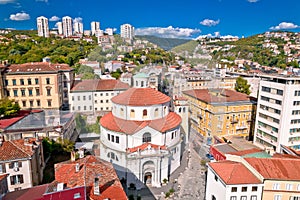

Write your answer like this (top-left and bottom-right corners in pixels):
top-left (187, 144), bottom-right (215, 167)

top-left (135, 26), bottom-right (201, 39)
top-left (247, 0), bottom-right (259, 2)
top-left (49, 16), bottom-right (60, 21)
top-left (36, 0), bottom-right (48, 2)
top-left (196, 32), bottom-right (238, 40)
top-left (73, 17), bottom-right (82, 23)
top-left (270, 22), bottom-right (299, 30)
top-left (200, 19), bottom-right (220, 27)
top-left (0, 0), bottom-right (15, 4)
top-left (9, 12), bottom-right (30, 21)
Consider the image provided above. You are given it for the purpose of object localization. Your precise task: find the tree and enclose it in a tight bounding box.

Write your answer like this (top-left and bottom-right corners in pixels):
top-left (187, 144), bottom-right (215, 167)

top-left (0, 98), bottom-right (20, 117)
top-left (235, 77), bottom-right (251, 95)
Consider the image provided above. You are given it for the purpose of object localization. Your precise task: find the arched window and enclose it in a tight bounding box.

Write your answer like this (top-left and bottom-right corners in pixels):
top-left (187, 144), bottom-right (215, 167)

top-left (154, 108), bottom-right (159, 117)
top-left (143, 132), bottom-right (151, 143)
top-left (164, 106), bottom-right (167, 115)
top-left (120, 108), bottom-right (124, 117)
top-left (143, 109), bottom-right (147, 118)
top-left (130, 109), bottom-right (135, 118)
top-left (183, 107), bottom-right (186, 113)
top-left (179, 107), bottom-right (182, 113)
top-left (141, 81), bottom-right (144, 87)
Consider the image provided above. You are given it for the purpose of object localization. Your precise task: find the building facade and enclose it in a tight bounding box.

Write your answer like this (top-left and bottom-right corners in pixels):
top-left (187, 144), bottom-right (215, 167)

top-left (62, 16), bottom-right (73, 37)
top-left (3, 62), bottom-right (74, 110)
top-left (183, 89), bottom-right (256, 144)
top-left (90, 21), bottom-right (100, 36)
top-left (120, 23), bottom-right (134, 40)
top-left (254, 75), bottom-right (300, 153)
top-left (99, 88), bottom-right (182, 188)
top-left (36, 16), bottom-right (49, 38)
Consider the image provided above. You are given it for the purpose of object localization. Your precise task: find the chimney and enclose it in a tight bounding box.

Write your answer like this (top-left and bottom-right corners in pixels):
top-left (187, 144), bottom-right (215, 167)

top-left (75, 163), bottom-right (80, 172)
top-left (71, 150), bottom-right (76, 162)
top-left (94, 177), bottom-right (100, 196)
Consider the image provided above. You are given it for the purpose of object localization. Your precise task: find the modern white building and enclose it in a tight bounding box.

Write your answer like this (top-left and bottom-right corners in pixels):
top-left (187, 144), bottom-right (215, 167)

top-left (120, 23), bottom-right (134, 40)
top-left (70, 79), bottom-right (130, 114)
top-left (73, 22), bottom-right (83, 35)
top-left (254, 75), bottom-right (300, 152)
top-left (99, 88), bottom-right (182, 188)
top-left (91, 21), bottom-right (100, 36)
top-left (105, 28), bottom-right (114, 36)
top-left (133, 73), bottom-right (149, 88)
top-left (206, 160), bottom-right (263, 200)
top-left (36, 16), bottom-right (49, 38)
top-left (62, 16), bottom-right (73, 37)
top-left (56, 22), bottom-right (63, 35)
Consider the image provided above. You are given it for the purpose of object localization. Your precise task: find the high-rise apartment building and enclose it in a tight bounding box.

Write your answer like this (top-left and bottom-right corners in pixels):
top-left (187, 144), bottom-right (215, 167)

top-left (254, 75), bottom-right (300, 152)
top-left (62, 16), bottom-right (73, 37)
top-left (36, 16), bottom-right (49, 37)
top-left (120, 23), bottom-right (134, 40)
top-left (56, 22), bottom-right (63, 35)
top-left (73, 22), bottom-right (83, 35)
top-left (91, 21), bottom-right (100, 36)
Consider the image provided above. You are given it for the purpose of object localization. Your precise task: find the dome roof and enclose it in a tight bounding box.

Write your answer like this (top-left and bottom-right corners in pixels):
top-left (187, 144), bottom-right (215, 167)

top-left (111, 88), bottom-right (170, 106)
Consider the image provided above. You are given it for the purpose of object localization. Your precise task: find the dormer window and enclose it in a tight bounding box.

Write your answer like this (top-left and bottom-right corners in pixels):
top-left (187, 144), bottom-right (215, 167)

top-left (143, 109), bottom-right (147, 119)
top-left (130, 109), bottom-right (135, 118)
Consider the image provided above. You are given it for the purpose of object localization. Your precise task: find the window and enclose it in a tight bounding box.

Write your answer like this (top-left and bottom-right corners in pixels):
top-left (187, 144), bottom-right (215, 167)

top-left (100, 100), bottom-right (103, 103)
top-left (230, 197), bottom-right (237, 200)
top-left (242, 187), bottom-right (247, 192)
top-left (231, 187), bottom-right (237, 192)
top-left (143, 109), bottom-right (148, 118)
top-left (120, 108), bottom-right (124, 116)
top-left (78, 106), bottom-right (80, 110)
top-left (22, 101), bottom-right (26, 107)
top-left (84, 106), bottom-right (86, 110)
top-left (47, 88), bottom-right (51, 96)
top-left (0, 164), bottom-right (5, 173)
top-left (130, 109), bottom-right (135, 118)
top-left (252, 186), bottom-right (258, 191)
top-left (90, 106), bottom-right (92, 110)
top-left (35, 78), bottom-right (39, 84)
top-left (240, 197), bottom-right (247, 200)
top-left (250, 196), bottom-right (257, 200)
top-left (295, 90), bottom-right (300, 96)
top-left (111, 135), bottom-right (115, 142)
top-left (107, 152), bottom-right (118, 161)
top-left (286, 183), bottom-right (293, 190)
top-left (116, 136), bottom-right (119, 144)
top-left (154, 108), bottom-right (159, 117)
top-left (20, 79), bottom-right (24, 85)
top-left (106, 93), bottom-right (108, 96)
top-left (142, 132), bottom-right (151, 143)
top-left (13, 89), bottom-right (18, 97)
top-left (275, 100), bottom-right (281, 105)
top-left (89, 95), bottom-right (91, 100)
top-left (212, 195), bottom-right (216, 200)
top-left (10, 175), bottom-right (24, 185)
top-left (28, 89), bottom-right (33, 96)
top-left (214, 175), bottom-right (218, 182)
top-left (294, 101), bottom-right (300, 106)
top-left (106, 100), bottom-right (109, 103)
top-left (107, 134), bottom-right (110, 141)
top-left (262, 86), bottom-right (271, 92)
top-left (36, 88), bottom-right (40, 96)
top-left (48, 100), bottom-right (52, 107)
top-left (273, 183), bottom-right (280, 190)
top-left (29, 100), bottom-right (33, 107)
top-left (46, 78), bottom-right (50, 84)
top-left (37, 100), bottom-right (40, 107)
top-left (12, 79), bottom-right (16, 85)
top-left (277, 89), bottom-right (283, 95)
top-left (74, 193), bottom-right (81, 199)
top-left (21, 89), bottom-right (25, 96)
top-left (78, 96), bottom-right (80, 101)
top-left (27, 79), bottom-right (32, 85)
top-left (274, 194), bottom-right (282, 200)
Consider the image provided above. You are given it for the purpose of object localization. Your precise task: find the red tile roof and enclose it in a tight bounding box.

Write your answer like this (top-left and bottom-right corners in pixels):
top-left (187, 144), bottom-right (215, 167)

top-left (245, 157), bottom-right (300, 180)
top-left (183, 89), bottom-right (253, 104)
top-left (3, 184), bottom-right (48, 200)
top-left (54, 155), bottom-right (127, 200)
top-left (127, 143), bottom-right (167, 153)
top-left (209, 160), bottom-right (262, 185)
top-left (227, 148), bottom-right (263, 156)
top-left (100, 112), bottom-right (181, 134)
top-left (6, 62), bottom-right (73, 73)
top-left (71, 79), bottom-right (130, 92)
top-left (112, 88), bottom-right (171, 106)
top-left (0, 139), bottom-right (39, 161)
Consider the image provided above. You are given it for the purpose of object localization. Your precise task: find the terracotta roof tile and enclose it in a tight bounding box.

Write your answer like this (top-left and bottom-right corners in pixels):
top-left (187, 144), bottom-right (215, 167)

top-left (227, 148), bottom-right (263, 156)
top-left (3, 184), bottom-right (49, 200)
top-left (71, 79), bottom-right (130, 92)
top-left (209, 160), bottom-right (262, 185)
top-left (183, 89), bottom-right (254, 104)
top-left (0, 139), bottom-right (38, 161)
top-left (100, 112), bottom-right (181, 134)
top-left (54, 155), bottom-right (127, 200)
top-left (7, 62), bottom-right (73, 73)
top-left (112, 88), bottom-right (170, 106)
top-left (245, 157), bottom-right (300, 180)
top-left (127, 143), bottom-right (167, 153)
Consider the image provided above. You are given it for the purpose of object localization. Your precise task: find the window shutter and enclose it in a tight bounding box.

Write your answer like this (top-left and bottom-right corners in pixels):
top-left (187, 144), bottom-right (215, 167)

top-left (10, 176), bottom-right (14, 185)
top-left (18, 161), bottom-right (22, 168)
top-left (19, 175), bottom-right (24, 184)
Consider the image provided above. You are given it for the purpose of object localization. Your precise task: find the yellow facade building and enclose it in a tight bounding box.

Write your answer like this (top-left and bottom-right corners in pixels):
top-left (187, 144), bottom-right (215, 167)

top-left (3, 62), bottom-right (74, 110)
top-left (183, 89), bottom-right (256, 143)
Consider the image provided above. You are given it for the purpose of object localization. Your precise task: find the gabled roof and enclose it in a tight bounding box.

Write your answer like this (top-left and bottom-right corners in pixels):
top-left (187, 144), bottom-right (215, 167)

top-left (127, 143), bottom-right (167, 153)
top-left (112, 88), bottom-right (170, 106)
top-left (0, 139), bottom-right (39, 161)
top-left (54, 155), bottom-right (127, 200)
top-left (100, 112), bottom-right (181, 134)
top-left (6, 62), bottom-right (73, 73)
top-left (209, 160), bottom-right (262, 185)
top-left (71, 79), bottom-right (130, 92)
top-left (245, 157), bottom-right (300, 181)
top-left (3, 184), bottom-right (49, 200)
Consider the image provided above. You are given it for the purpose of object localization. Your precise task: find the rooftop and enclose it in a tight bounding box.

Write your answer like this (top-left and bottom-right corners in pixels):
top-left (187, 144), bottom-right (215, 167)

top-left (71, 79), bottom-right (130, 92)
top-left (3, 184), bottom-right (49, 200)
top-left (112, 87), bottom-right (171, 106)
top-left (127, 143), bottom-right (167, 153)
top-left (100, 112), bottom-right (181, 134)
top-left (6, 62), bottom-right (73, 73)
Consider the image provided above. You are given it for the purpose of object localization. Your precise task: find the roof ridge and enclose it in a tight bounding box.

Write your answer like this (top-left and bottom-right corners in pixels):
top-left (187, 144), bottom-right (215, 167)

top-left (9, 140), bottom-right (32, 158)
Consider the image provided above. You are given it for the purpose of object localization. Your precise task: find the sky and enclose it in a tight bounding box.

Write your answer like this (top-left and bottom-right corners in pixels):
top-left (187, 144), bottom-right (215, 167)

top-left (0, 0), bottom-right (299, 39)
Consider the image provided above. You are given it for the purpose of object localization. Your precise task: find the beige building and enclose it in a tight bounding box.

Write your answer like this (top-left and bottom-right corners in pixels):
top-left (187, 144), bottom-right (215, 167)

top-left (3, 62), bottom-right (74, 110)
top-left (183, 89), bottom-right (256, 144)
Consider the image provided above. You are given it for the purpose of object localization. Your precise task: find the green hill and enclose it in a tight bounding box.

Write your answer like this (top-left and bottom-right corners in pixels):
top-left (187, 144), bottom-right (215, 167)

top-left (171, 40), bottom-right (199, 54)
top-left (135, 35), bottom-right (191, 50)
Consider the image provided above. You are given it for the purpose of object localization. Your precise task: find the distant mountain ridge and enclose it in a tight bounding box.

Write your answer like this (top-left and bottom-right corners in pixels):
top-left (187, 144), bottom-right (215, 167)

top-left (135, 35), bottom-right (191, 50)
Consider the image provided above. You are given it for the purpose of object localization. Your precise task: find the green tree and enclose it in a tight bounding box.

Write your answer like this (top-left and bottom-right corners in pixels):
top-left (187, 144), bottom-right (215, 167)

top-left (235, 77), bottom-right (251, 95)
top-left (0, 98), bottom-right (20, 117)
